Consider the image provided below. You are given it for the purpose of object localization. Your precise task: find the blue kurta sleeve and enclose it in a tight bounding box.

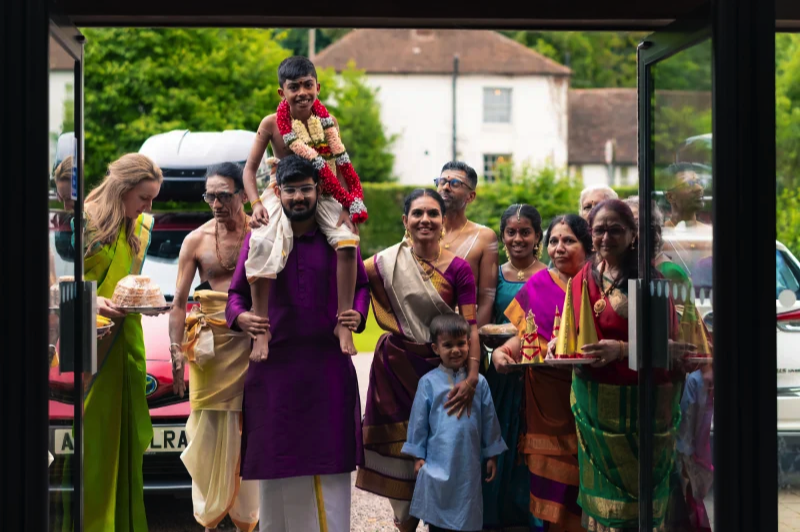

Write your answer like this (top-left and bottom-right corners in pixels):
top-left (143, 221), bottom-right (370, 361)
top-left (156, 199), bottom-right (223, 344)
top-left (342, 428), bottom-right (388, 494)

top-left (401, 376), bottom-right (432, 460)
top-left (478, 375), bottom-right (508, 459)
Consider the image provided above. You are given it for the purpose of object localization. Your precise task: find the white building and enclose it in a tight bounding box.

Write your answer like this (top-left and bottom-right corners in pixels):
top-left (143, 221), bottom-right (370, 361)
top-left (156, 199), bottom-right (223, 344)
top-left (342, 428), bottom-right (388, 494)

top-left (316, 29), bottom-right (571, 185)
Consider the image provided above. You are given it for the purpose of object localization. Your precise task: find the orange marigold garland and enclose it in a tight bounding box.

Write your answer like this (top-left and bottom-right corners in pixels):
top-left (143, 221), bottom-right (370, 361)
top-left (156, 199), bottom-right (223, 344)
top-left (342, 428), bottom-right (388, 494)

top-left (277, 99), bottom-right (368, 223)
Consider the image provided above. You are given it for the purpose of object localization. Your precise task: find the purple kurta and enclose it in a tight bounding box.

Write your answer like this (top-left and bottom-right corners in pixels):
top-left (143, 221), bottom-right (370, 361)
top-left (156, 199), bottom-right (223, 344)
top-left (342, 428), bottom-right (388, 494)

top-left (226, 229), bottom-right (370, 480)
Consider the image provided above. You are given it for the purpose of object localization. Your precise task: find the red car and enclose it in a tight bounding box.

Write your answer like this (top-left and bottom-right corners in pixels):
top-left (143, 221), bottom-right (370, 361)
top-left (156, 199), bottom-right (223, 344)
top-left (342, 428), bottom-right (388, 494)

top-left (48, 211), bottom-right (212, 492)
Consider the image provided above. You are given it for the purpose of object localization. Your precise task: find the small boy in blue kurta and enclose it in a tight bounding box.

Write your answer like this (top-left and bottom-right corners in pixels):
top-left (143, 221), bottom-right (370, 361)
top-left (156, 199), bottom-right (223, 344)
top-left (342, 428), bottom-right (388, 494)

top-left (401, 314), bottom-right (508, 532)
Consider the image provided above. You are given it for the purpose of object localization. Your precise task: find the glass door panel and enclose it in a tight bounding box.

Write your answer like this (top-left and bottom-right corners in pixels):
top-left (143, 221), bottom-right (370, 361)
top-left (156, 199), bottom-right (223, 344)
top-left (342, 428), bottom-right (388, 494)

top-left (638, 20), bottom-right (713, 531)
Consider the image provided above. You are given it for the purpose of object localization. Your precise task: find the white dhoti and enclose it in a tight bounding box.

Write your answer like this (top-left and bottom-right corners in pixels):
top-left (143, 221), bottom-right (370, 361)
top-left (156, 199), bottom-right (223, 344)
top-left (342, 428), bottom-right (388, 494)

top-left (258, 473), bottom-right (351, 532)
top-left (180, 290), bottom-right (260, 531)
top-left (182, 410), bottom-right (259, 531)
top-left (245, 178), bottom-right (359, 282)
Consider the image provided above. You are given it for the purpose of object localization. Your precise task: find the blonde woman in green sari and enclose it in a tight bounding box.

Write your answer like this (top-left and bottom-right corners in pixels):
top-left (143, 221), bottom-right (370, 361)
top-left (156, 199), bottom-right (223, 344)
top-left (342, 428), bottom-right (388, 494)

top-left (80, 153), bottom-right (163, 531)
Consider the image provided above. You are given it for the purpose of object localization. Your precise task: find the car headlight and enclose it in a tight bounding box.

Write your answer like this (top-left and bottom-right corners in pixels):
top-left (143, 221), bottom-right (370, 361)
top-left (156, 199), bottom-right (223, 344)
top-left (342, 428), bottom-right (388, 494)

top-left (145, 374), bottom-right (158, 396)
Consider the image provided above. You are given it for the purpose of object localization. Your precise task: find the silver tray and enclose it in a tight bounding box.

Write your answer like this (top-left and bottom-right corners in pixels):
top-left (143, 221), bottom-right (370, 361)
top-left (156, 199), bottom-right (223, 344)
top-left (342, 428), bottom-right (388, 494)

top-left (116, 305), bottom-right (172, 316)
top-left (543, 357), bottom-right (598, 365)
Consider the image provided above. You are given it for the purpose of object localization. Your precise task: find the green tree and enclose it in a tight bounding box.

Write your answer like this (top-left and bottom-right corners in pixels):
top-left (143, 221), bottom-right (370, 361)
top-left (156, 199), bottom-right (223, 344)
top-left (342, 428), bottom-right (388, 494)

top-left (82, 28), bottom-right (290, 189)
top-left (503, 31), bottom-right (645, 88)
top-left (776, 33), bottom-right (800, 191)
top-left (320, 63), bottom-right (396, 182)
top-left (275, 28), bottom-right (352, 57)
top-left (778, 187), bottom-right (800, 258)
top-left (467, 162), bottom-right (583, 256)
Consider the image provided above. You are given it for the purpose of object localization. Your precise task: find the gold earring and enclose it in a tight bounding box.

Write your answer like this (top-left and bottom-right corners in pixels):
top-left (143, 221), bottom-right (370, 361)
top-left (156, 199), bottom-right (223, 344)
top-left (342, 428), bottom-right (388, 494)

top-left (503, 244), bottom-right (510, 256)
top-left (630, 239), bottom-right (636, 250)
top-left (440, 229), bottom-right (445, 242)
top-left (405, 229), bottom-right (413, 244)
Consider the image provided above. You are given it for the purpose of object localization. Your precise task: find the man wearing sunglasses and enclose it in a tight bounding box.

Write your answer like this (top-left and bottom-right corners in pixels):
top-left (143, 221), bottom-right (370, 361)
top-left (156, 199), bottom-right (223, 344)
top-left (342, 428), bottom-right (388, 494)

top-left (434, 161), bottom-right (498, 328)
top-left (169, 161), bottom-right (260, 532)
top-left (664, 167), bottom-right (708, 229)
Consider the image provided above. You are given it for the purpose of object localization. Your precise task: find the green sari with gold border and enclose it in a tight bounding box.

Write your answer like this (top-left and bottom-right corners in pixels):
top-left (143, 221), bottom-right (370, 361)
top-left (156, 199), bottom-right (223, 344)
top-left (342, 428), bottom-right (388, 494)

top-left (82, 213), bottom-right (154, 532)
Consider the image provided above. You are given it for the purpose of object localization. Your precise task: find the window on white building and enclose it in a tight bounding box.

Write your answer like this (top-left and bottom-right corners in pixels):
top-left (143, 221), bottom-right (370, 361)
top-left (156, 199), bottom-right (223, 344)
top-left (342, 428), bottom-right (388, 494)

top-left (483, 88), bottom-right (512, 123)
top-left (483, 154), bottom-right (512, 182)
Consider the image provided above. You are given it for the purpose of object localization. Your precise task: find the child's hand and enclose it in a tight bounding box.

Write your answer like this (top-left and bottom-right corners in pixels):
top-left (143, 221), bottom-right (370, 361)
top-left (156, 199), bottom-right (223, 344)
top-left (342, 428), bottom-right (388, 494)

top-left (414, 459), bottom-right (425, 476)
top-left (250, 202), bottom-right (269, 228)
top-left (485, 457), bottom-right (498, 482)
top-left (336, 209), bottom-right (359, 235)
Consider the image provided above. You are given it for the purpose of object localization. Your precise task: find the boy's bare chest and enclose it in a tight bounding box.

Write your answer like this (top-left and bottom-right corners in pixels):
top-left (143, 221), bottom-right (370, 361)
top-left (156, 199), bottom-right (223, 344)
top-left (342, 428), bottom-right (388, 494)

top-left (270, 130), bottom-right (292, 158)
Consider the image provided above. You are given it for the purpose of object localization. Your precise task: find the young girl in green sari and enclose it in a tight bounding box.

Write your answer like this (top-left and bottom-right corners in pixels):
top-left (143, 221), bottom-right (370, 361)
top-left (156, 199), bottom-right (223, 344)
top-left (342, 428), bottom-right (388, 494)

top-left (81, 153), bottom-right (163, 531)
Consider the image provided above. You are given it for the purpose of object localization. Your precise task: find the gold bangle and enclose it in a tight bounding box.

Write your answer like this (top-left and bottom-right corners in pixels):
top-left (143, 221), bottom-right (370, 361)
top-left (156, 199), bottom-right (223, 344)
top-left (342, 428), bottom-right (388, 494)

top-left (251, 198), bottom-right (262, 206)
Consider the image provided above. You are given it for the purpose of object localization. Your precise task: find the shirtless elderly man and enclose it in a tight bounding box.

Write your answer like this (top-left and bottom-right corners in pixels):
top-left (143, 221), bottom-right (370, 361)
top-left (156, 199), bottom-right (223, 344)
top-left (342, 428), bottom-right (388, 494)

top-left (168, 162), bottom-right (261, 532)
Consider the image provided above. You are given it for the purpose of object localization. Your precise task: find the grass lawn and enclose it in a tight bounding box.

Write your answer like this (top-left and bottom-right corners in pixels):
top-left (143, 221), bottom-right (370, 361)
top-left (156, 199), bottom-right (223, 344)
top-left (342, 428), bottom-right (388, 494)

top-left (354, 311), bottom-right (383, 354)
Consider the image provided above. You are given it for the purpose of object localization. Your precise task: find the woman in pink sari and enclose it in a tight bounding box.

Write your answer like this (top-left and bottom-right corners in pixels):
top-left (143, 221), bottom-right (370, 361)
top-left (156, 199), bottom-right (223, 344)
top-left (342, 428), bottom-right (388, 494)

top-left (493, 214), bottom-right (593, 531)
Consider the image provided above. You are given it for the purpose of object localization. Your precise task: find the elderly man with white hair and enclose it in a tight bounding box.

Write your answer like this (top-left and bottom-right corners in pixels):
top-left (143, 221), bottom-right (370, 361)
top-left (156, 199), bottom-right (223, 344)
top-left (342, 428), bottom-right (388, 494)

top-left (578, 184), bottom-right (618, 220)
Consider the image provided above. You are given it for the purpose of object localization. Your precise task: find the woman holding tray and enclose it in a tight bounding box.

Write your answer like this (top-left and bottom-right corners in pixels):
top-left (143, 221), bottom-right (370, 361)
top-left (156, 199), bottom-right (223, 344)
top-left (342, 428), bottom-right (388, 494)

top-left (482, 203), bottom-right (546, 531)
top-left (77, 153), bottom-right (163, 531)
top-left (566, 199), bottom-right (692, 531)
top-left (355, 188), bottom-right (480, 532)
top-left (493, 213), bottom-right (592, 531)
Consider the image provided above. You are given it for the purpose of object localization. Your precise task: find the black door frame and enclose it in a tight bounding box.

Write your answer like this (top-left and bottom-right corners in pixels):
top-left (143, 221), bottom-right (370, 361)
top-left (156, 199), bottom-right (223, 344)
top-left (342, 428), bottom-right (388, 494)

top-left (2, 0), bottom-right (777, 529)
top-left (50, 7), bottom-right (87, 530)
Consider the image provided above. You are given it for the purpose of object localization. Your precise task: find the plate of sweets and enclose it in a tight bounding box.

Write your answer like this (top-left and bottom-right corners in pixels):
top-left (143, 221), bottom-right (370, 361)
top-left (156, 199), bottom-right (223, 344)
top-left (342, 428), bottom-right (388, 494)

top-left (111, 275), bottom-right (171, 316)
top-left (479, 323), bottom-right (518, 350)
top-left (544, 278), bottom-right (598, 366)
top-left (96, 314), bottom-right (113, 338)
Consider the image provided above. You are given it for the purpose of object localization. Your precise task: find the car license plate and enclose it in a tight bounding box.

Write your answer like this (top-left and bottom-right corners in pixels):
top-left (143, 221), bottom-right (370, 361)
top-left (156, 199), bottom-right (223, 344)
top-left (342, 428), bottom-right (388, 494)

top-left (52, 426), bottom-right (188, 455)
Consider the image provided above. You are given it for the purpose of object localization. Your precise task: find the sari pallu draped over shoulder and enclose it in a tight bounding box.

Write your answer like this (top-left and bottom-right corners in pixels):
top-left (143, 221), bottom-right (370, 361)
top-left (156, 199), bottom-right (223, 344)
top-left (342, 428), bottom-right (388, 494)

top-left (569, 262), bottom-right (682, 532)
top-left (80, 213), bottom-right (155, 532)
top-left (356, 241), bottom-right (476, 501)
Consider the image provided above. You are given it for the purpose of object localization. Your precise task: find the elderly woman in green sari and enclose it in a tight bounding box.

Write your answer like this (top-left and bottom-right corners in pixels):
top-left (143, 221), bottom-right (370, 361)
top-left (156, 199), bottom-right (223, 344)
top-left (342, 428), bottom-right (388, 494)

top-left (80, 153), bottom-right (163, 531)
top-left (570, 199), bottom-right (696, 532)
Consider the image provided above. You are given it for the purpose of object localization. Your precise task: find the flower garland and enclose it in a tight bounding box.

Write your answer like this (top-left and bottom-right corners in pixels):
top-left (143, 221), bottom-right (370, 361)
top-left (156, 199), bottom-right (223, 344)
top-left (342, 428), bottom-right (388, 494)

top-left (277, 99), bottom-right (367, 223)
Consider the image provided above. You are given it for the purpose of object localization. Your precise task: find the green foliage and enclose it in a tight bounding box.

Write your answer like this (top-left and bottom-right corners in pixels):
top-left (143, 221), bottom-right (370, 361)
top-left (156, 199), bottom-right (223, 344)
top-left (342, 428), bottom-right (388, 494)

top-left (778, 187), bottom-right (800, 258)
top-left (275, 28), bottom-right (352, 57)
top-left (358, 182), bottom-right (418, 256)
top-left (503, 31), bottom-right (644, 88)
top-left (467, 163), bottom-right (583, 238)
top-left (321, 63), bottom-right (397, 183)
top-left (83, 28), bottom-right (290, 190)
top-left (776, 34), bottom-right (800, 191)
top-left (504, 31), bottom-right (711, 91)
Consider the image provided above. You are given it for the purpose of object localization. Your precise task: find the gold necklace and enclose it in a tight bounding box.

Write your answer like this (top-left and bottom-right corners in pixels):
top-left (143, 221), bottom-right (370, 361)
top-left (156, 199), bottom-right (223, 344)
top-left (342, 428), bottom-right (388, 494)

top-left (594, 261), bottom-right (617, 317)
top-left (215, 215), bottom-right (249, 271)
top-left (443, 220), bottom-right (470, 249)
top-left (411, 245), bottom-right (442, 280)
top-left (508, 258), bottom-right (538, 281)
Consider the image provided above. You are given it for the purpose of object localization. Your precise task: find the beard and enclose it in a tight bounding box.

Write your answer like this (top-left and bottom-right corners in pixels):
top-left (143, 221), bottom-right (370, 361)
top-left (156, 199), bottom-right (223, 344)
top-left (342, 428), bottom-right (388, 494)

top-left (282, 199), bottom-right (317, 222)
top-left (443, 195), bottom-right (467, 213)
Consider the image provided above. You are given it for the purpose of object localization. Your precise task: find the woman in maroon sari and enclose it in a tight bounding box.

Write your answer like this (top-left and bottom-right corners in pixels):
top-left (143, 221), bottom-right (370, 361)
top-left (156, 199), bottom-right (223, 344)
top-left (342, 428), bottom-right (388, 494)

top-left (493, 214), bottom-right (593, 531)
top-left (355, 189), bottom-right (481, 532)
